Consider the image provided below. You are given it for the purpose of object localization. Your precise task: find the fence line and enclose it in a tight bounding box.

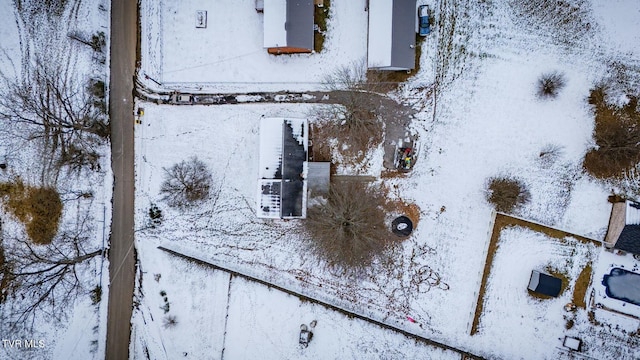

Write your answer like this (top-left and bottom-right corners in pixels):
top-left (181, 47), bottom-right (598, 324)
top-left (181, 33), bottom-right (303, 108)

top-left (158, 245), bottom-right (486, 360)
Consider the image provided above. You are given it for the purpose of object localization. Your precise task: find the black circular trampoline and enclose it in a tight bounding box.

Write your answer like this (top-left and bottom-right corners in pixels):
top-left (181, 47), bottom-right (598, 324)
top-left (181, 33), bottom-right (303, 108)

top-left (392, 216), bottom-right (413, 237)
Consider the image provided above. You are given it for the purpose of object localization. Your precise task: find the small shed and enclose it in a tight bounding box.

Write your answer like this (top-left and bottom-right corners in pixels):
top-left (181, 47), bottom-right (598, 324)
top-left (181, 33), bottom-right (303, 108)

top-left (528, 270), bottom-right (562, 297)
top-left (604, 200), bottom-right (640, 255)
top-left (263, 0), bottom-right (314, 54)
top-left (562, 336), bottom-right (582, 351)
top-left (307, 162), bottom-right (330, 195)
top-left (367, 0), bottom-right (417, 70)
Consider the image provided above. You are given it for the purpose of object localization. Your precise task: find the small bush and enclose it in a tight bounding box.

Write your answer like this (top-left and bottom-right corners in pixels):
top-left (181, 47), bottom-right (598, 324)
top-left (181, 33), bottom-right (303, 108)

top-left (565, 319), bottom-right (574, 330)
top-left (91, 31), bottom-right (106, 52)
top-left (537, 71), bottom-right (565, 98)
top-left (160, 302), bottom-right (170, 314)
top-left (163, 315), bottom-right (178, 329)
top-left (148, 204), bottom-right (163, 228)
top-left (538, 144), bottom-right (563, 165)
top-left (90, 285), bottom-right (102, 304)
top-left (485, 176), bottom-right (530, 213)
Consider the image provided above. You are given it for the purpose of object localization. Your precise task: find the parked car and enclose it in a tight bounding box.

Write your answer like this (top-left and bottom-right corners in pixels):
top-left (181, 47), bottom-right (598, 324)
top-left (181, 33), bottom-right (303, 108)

top-left (418, 5), bottom-right (431, 36)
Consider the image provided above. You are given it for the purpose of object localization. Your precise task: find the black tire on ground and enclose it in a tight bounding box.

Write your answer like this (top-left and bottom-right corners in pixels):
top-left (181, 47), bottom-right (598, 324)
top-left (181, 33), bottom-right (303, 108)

top-left (392, 216), bottom-right (413, 237)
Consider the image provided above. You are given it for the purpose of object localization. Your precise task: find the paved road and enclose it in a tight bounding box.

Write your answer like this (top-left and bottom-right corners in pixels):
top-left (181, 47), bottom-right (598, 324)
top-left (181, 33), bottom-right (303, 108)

top-left (105, 0), bottom-right (137, 359)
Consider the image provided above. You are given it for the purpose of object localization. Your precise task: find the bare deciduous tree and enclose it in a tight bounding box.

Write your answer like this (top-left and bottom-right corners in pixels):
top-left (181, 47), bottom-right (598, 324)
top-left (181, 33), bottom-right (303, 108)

top-left (305, 181), bottom-right (391, 273)
top-left (160, 157), bottom-right (213, 208)
top-left (0, 210), bottom-right (102, 331)
top-left (0, 57), bottom-right (108, 175)
top-left (320, 60), bottom-right (385, 152)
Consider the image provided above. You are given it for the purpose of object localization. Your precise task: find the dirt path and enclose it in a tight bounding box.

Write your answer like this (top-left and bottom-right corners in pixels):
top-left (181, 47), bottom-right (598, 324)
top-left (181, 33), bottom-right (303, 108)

top-left (105, 0), bottom-right (137, 359)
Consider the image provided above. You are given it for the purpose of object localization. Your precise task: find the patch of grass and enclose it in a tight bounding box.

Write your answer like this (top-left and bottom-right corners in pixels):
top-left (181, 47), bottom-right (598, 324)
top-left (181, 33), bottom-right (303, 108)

top-left (0, 180), bottom-right (63, 244)
top-left (314, 1), bottom-right (331, 53)
top-left (573, 263), bottom-right (592, 309)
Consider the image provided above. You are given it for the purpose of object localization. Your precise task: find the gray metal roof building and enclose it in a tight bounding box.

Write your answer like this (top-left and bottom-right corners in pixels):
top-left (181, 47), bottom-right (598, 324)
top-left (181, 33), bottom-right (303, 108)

top-left (367, 0), bottom-right (417, 70)
top-left (257, 118), bottom-right (309, 219)
top-left (263, 0), bottom-right (314, 53)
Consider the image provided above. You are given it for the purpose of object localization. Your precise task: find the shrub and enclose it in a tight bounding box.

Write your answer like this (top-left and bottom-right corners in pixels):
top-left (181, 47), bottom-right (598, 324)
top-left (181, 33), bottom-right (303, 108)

top-left (163, 315), bottom-right (178, 329)
top-left (485, 176), bottom-right (530, 213)
top-left (536, 71), bottom-right (565, 98)
top-left (160, 302), bottom-right (170, 314)
top-left (90, 285), bottom-right (102, 304)
top-left (304, 181), bottom-right (390, 272)
top-left (583, 86), bottom-right (640, 178)
top-left (148, 203), bottom-right (163, 228)
top-left (538, 144), bottom-right (563, 165)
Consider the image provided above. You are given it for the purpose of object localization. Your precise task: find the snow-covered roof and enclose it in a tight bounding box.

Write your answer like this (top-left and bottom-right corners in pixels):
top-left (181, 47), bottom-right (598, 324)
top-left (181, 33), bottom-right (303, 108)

top-left (257, 117), bottom-right (308, 219)
top-left (259, 117), bottom-right (284, 179)
top-left (367, 0), bottom-right (416, 70)
top-left (625, 200), bottom-right (640, 225)
top-left (264, 0), bottom-right (288, 48)
top-left (367, 0), bottom-right (394, 68)
top-left (263, 0), bottom-right (314, 50)
top-left (307, 162), bottom-right (330, 194)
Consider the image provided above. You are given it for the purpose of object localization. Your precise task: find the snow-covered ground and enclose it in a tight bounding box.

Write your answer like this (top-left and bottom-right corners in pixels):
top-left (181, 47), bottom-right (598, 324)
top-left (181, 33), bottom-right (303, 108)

top-left (141, 0), bottom-right (369, 93)
top-left (0, 1), bottom-right (111, 359)
top-left (133, 0), bottom-right (640, 359)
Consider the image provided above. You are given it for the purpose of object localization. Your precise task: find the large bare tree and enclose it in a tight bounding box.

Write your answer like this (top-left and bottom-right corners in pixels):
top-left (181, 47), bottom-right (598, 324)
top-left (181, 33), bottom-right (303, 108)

top-left (0, 55), bottom-right (108, 176)
top-left (0, 206), bottom-right (102, 331)
top-left (160, 157), bottom-right (213, 208)
top-left (320, 60), bottom-right (385, 151)
top-left (304, 181), bottom-right (391, 273)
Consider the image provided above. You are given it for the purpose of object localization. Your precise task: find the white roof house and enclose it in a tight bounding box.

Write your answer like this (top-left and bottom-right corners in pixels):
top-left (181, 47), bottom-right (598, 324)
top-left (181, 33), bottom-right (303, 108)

top-left (257, 117), bottom-right (309, 219)
top-left (367, 0), bottom-right (417, 70)
top-left (263, 0), bottom-right (314, 54)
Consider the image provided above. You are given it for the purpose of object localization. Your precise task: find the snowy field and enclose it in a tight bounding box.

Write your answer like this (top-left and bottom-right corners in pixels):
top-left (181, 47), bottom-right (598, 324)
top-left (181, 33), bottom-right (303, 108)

top-left (133, 240), bottom-right (461, 360)
top-left (134, 0), bottom-right (640, 359)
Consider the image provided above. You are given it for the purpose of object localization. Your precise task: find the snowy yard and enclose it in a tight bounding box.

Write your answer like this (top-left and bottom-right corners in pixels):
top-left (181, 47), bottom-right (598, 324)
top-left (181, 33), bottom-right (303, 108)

top-left (133, 240), bottom-right (462, 359)
top-left (142, 0), bottom-right (369, 92)
top-left (133, 0), bottom-right (640, 359)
